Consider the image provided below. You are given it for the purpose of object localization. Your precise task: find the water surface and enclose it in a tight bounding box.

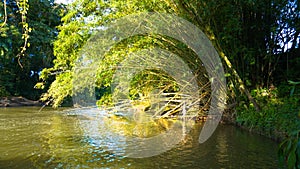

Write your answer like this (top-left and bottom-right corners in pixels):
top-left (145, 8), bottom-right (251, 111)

top-left (0, 107), bottom-right (279, 168)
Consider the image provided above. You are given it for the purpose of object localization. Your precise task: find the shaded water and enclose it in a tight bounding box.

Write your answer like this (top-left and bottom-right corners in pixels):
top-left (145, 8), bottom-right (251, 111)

top-left (0, 107), bottom-right (279, 168)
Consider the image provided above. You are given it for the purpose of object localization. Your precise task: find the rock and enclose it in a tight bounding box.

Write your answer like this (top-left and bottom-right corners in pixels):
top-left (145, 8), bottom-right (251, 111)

top-left (0, 96), bottom-right (41, 107)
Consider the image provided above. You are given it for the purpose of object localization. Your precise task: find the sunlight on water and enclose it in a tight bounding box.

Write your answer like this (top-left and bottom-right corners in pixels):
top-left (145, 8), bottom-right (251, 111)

top-left (0, 107), bottom-right (279, 168)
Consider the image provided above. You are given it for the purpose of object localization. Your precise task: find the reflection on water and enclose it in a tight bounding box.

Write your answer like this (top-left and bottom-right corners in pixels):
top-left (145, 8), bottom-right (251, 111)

top-left (0, 107), bottom-right (279, 168)
top-left (77, 108), bottom-right (195, 158)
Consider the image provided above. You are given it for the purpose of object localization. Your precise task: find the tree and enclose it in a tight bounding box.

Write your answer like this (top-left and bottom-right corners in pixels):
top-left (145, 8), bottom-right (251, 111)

top-left (0, 0), bottom-right (65, 99)
top-left (39, 0), bottom-right (299, 109)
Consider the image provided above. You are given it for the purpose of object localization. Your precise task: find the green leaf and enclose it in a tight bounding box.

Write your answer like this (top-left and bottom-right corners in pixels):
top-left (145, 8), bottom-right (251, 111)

top-left (288, 80), bottom-right (300, 85)
top-left (290, 86), bottom-right (295, 96)
top-left (287, 152), bottom-right (296, 169)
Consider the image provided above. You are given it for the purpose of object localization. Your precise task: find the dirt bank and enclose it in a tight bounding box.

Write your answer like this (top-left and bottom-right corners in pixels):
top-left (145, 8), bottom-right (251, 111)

top-left (0, 97), bottom-right (41, 107)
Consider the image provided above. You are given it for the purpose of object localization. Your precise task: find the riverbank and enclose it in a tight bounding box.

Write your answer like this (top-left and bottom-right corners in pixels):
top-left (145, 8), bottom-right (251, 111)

top-left (231, 95), bottom-right (300, 168)
top-left (232, 96), bottom-right (300, 141)
top-left (0, 96), bottom-right (41, 107)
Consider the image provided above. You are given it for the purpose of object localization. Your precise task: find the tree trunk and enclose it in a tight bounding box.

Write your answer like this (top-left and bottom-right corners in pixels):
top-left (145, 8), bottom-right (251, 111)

top-left (220, 51), bottom-right (261, 112)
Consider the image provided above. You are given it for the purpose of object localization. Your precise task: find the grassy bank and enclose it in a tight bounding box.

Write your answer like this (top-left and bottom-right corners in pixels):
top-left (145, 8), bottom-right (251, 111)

top-left (233, 87), bottom-right (300, 168)
top-left (235, 96), bottom-right (299, 141)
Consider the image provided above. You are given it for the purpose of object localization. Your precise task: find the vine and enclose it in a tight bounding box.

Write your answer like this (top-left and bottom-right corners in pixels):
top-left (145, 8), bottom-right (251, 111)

top-left (16, 0), bottom-right (31, 68)
top-left (0, 0), bottom-right (7, 29)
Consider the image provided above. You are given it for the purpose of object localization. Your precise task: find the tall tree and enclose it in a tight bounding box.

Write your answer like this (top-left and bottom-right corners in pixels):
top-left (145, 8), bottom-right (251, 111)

top-left (0, 0), bottom-right (65, 99)
top-left (39, 0), bottom-right (299, 108)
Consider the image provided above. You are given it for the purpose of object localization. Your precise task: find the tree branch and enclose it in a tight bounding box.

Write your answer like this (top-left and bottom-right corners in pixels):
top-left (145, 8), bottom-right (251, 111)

top-left (0, 0), bottom-right (7, 29)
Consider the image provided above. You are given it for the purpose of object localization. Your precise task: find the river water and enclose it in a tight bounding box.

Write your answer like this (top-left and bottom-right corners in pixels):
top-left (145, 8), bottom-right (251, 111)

top-left (0, 107), bottom-right (279, 168)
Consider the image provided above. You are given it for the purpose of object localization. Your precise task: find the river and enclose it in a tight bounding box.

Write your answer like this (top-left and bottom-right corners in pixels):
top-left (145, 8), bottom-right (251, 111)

top-left (0, 107), bottom-right (279, 168)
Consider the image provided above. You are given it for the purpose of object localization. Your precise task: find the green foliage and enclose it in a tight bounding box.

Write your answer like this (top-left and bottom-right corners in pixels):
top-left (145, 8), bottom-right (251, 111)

top-left (40, 72), bottom-right (73, 107)
top-left (16, 0), bottom-right (30, 65)
top-left (276, 80), bottom-right (300, 99)
top-left (0, 0), bottom-right (65, 100)
top-left (40, 0), bottom-right (209, 107)
top-left (96, 92), bottom-right (113, 107)
top-left (236, 88), bottom-right (300, 139)
top-left (274, 49), bottom-right (300, 86)
top-left (236, 85), bottom-right (300, 167)
top-left (38, 0), bottom-right (101, 106)
top-left (0, 85), bottom-right (10, 97)
top-left (128, 69), bottom-right (180, 100)
top-left (288, 80), bottom-right (300, 96)
top-left (279, 130), bottom-right (300, 169)
top-left (39, 0), bottom-right (299, 118)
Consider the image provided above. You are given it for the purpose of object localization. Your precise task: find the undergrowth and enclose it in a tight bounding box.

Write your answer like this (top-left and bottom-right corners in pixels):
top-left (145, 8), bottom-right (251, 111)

top-left (235, 86), bottom-right (300, 168)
